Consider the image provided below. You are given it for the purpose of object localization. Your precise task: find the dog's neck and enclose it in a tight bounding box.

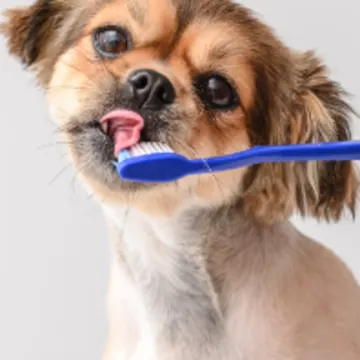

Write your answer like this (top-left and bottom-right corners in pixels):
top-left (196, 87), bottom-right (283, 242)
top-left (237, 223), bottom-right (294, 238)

top-left (102, 200), bottom-right (225, 301)
top-left (101, 200), bottom-right (299, 358)
top-left (101, 199), bottom-right (299, 299)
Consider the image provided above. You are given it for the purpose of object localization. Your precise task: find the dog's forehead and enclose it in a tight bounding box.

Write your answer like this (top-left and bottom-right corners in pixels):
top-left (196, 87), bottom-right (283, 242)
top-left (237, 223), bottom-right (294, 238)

top-left (81, 0), bottom-right (241, 55)
top-left (86, 0), bottom-right (231, 26)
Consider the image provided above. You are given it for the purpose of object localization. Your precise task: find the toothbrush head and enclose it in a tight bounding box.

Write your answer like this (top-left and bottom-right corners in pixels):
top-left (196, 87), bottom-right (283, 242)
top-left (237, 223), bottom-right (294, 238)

top-left (116, 143), bottom-right (192, 183)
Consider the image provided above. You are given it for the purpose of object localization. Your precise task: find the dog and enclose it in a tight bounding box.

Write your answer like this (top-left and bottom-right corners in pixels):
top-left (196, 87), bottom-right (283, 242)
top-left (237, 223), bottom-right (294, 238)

top-left (2, 0), bottom-right (360, 359)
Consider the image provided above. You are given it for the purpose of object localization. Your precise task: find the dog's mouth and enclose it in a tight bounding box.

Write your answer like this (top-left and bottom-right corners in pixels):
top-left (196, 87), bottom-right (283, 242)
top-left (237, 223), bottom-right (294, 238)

top-left (64, 106), bottom-right (176, 192)
top-left (100, 109), bottom-right (145, 157)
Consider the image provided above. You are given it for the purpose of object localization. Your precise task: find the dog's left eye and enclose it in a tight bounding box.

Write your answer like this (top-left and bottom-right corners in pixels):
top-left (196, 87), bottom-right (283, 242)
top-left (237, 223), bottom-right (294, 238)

top-left (195, 74), bottom-right (239, 110)
top-left (93, 26), bottom-right (131, 58)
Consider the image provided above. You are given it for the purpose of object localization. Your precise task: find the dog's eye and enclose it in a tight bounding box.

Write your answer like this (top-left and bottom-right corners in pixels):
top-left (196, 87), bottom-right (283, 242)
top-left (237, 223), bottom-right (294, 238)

top-left (93, 26), bottom-right (131, 58)
top-left (195, 74), bottom-right (239, 110)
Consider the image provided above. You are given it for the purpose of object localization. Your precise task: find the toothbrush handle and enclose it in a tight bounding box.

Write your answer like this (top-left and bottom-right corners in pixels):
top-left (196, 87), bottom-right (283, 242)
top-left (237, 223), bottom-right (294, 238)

top-left (198, 141), bottom-right (360, 173)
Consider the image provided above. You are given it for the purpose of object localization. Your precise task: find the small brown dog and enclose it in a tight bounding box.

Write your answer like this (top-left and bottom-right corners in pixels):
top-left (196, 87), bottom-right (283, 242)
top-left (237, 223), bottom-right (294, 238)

top-left (2, 0), bottom-right (360, 359)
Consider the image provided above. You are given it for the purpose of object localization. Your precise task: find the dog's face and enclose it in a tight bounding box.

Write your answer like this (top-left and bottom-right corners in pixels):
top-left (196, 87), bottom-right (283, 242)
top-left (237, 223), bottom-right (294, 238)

top-left (46, 0), bottom-right (254, 210)
top-left (1, 0), bottom-right (358, 221)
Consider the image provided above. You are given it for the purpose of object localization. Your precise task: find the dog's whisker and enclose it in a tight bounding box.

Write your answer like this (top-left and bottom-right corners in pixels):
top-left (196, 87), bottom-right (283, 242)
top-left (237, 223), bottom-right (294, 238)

top-left (70, 161), bottom-right (88, 198)
top-left (36, 141), bottom-right (75, 151)
top-left (72, 47), bottom-right (99, 63)
top-left (57, 59), bottom-right (103, 90)
top-left (189, 143), bottom-right (227, 204)
top-left (45, 85), bottom-right (91, 92)
top-left (48, 163), bottom-right (73, 186)
top-left (97, 57), bottom-right (116, 82)
top-left (86, 191), bottom-right (95, 201)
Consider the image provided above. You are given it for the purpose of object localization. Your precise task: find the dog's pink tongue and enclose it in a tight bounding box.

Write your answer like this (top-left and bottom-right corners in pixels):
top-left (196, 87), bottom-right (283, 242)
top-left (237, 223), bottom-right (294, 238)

top-left (101, 110), bottom-right (144, 157)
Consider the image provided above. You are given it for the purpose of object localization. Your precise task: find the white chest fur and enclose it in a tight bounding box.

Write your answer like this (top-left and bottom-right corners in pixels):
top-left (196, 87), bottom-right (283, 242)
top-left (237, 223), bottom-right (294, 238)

top-left (102, 205), bottom-right (158, 360)
top-left (101, 204), bottom-right (225, 360)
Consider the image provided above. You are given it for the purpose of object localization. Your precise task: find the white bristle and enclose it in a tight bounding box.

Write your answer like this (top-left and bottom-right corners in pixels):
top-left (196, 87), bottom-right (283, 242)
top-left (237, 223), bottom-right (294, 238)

top-left (129, 142), bottom-right (173, 156)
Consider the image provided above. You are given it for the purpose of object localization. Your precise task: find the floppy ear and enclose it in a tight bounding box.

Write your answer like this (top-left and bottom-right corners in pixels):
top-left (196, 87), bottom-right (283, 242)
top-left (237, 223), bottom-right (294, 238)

top-left (1, 0), bottom-right (68, 82)
top-left (243, 51), bottom-right (359, 223)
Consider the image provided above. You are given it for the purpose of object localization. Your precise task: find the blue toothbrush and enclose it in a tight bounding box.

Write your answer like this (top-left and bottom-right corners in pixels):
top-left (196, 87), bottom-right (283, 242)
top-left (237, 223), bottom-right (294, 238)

top-left (115, 141), bottom-right (360, 183)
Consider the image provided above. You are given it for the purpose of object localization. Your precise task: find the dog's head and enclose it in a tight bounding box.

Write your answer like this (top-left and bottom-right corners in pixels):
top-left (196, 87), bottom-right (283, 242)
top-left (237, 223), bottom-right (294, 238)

top-left (1, 0), bottom-right (358, 221)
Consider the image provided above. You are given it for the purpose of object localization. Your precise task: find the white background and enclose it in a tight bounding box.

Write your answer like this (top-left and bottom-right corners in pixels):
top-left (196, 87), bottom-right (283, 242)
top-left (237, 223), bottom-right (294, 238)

top-left (1, 1), bottom-right (359, 359)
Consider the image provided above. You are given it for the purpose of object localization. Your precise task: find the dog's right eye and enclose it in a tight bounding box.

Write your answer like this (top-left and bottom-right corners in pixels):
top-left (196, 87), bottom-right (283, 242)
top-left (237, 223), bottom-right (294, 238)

top-left (93, 26), bottom-right (131, 58)
top-left (194, 73), bottom-right (240, 111)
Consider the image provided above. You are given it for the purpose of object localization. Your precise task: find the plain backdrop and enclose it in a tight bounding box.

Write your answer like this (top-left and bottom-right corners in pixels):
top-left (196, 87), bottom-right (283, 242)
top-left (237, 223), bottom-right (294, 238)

top-left (0, 1), bottom-right (359, 359)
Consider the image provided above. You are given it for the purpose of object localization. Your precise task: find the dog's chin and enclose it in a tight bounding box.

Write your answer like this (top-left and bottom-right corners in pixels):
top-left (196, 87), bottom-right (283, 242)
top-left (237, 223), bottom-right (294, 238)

top-left (66, 123), bottom-right (164, 199)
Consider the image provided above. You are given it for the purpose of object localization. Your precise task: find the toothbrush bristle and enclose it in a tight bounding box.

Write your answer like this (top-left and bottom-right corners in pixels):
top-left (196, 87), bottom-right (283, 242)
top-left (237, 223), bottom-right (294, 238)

top-left (128, 142), bottom-right (174, 156)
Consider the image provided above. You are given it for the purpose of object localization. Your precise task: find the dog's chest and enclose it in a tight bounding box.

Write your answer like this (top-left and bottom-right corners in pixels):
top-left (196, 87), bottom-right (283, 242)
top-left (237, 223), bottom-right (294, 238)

top-left (107, 258), bottom-right (158, 360)
top-left (102, 204), bottom-right (225, 359)
top-left (103, 204), bottom-right (179, 278)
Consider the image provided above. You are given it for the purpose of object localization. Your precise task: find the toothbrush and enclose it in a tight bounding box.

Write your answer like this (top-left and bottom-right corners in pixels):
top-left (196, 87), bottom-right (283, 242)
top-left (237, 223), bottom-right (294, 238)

top-left (115, 141), bottom-right (360, 183)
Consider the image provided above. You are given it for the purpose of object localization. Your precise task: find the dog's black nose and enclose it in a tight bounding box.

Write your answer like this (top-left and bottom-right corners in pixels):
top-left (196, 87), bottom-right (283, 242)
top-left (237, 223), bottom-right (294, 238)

top-left (127, 69), bottom-right (175, 110)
